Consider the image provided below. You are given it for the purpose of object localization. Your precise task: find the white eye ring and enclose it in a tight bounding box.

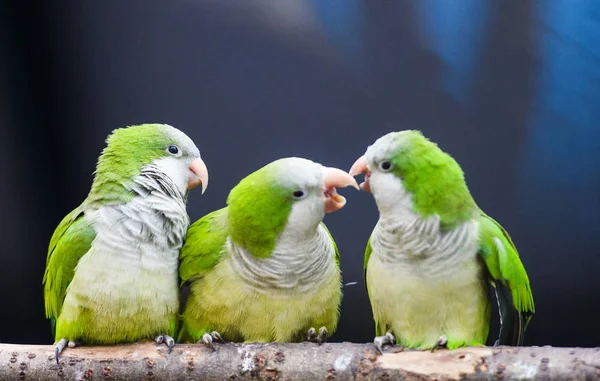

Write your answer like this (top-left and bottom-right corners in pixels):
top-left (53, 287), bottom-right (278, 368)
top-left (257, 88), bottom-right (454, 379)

top-left (379, 161), bottom-right (392, 172)
top-left (166, 145), bottom-right (182, 157)
top-left (292, 189), bottom-right (307, 199)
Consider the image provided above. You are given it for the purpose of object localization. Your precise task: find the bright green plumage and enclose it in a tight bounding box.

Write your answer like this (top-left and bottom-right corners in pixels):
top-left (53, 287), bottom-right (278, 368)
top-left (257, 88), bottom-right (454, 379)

top-left (227, 165), bottom-right (293, 258)
top-left (179, 158), bottom-right (346, 344)
top-left (43, 206), bottom-right (95, 333)
top-left (360, 130), bottom-right (534, 350)
top-left (43, 123), bottom-right (204, 350)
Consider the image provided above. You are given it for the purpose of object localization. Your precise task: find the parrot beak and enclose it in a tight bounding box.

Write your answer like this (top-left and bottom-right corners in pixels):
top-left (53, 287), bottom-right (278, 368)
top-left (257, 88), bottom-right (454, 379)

top-left (188, 158), bottom-right (209, 194)
top-left (323, 167), bottom-right (359, 213)
top-left (349, 155), bottom-right (371, 193)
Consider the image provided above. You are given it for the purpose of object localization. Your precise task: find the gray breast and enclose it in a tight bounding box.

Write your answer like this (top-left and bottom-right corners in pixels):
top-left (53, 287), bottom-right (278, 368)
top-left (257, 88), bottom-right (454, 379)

top-left (229, 226), bottom-right (337, 294)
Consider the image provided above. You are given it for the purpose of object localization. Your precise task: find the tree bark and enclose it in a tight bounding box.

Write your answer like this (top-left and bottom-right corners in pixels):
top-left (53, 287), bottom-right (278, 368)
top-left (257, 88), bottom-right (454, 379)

top-left (0, 342), bottom-right (598, 380)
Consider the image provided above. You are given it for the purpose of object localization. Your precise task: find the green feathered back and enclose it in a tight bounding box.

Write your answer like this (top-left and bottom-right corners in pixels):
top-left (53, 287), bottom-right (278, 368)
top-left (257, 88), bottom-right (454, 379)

top-left (43, 206), bottom-right (96, 333)
top-left (477, 212), bottom-right (535, 345)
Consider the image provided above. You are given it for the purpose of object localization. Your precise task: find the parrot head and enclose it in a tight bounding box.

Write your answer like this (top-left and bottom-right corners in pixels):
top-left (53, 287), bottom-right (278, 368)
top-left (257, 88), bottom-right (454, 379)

top-left (88, 123), bottom-right (209, 203)
top-left (349, 130), bottom-right (474, 221)
top-left (227, 157), bottom-right (358, 258)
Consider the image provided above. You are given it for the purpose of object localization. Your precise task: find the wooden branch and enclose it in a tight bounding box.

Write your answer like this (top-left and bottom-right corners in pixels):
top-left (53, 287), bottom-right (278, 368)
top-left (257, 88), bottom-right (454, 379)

top-left (1, 342), bottom-right (598, 380)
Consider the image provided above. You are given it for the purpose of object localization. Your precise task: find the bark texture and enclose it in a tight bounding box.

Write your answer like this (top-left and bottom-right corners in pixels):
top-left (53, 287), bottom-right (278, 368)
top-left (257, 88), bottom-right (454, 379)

top-left (0, 342), bottom-right (599, 380)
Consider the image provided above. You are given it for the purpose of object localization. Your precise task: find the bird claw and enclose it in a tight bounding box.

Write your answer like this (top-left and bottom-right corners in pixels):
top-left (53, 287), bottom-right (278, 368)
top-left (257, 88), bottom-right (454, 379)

top-left (54, 339), bottom-right (67, 364)
top-left (155, 335), bottom-right (175, 353)
top-left (431, 334), bottom-right (448, 353)
top-left (199, 331), bottom-right (223, 351)
top-left (317, 327), bottom-right (328, 345)
top-left (307, 327), bottom-right (317, 342)
top-left (307, 326), bottom-right (329, 344)
top-left (54, 339), bottom-right (76, 364)
top-left (210, 331), bottom-right (223, 343)
top-left (373, 332), bottom-right (395, 354)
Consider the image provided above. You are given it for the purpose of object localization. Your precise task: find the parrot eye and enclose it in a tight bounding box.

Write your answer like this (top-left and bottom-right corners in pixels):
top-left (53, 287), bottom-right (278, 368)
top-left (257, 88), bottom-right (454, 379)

top-left (292, 190), bottom-right (306, 199)
top-left (379, 161), bottom-right (392, 171)
top-left (167, 145), bottom-right (180, 155)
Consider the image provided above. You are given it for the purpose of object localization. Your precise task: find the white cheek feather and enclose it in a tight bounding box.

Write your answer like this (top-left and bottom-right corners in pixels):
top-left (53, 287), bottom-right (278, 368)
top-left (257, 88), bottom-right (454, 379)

top-left (283, 193), bottom-right (326, 239)
top-left (368, 171), bottom-right (414, 218)
top-left (152, 156), bottom-right (189, 196)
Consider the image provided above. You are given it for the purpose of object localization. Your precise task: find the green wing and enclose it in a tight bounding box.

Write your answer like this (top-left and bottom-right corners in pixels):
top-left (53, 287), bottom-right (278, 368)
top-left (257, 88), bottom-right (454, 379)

top-left (363, 236), bottom-right (383, 335)
top-left (179, 207), bottom-right (229, 285)
top-left (478, 212), bottom-right (535, 346)
top-left (363, 235), bottom-right (372, 278)
top-left (42, 205), bottom-right (96, 334)
top-left (319, 222), bottom-right (340, 268)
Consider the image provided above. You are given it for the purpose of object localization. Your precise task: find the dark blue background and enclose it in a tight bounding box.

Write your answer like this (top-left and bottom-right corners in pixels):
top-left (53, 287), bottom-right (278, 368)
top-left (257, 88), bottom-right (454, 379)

top-left (2, 0), bottom-right (599, 347)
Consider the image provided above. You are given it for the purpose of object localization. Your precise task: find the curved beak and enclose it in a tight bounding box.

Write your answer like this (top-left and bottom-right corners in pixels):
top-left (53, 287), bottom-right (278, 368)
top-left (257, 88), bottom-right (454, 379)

top-left (188, 158), bottom-right (209, 194)
top-left (349, 155), bottom-right (371, 192)
top-left (323, 167), bottom-right (359, 213)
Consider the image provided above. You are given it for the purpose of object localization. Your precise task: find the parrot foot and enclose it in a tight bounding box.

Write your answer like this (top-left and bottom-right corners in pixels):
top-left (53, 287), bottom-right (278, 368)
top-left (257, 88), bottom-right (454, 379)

top-left (199, 331), bottom-right (223, 351)
top-left (373, 332), bottom-right (395, 354)
top-left (307, 326), bottom-right (329, 344)
top-left (430, 334), bottom-right (448, 352)
top-left (155, 335), bottom-right (175, 354)
top-left (54, 339), bottom-right (76, 364)
top-left (318, 326), bottom-right (328, 344)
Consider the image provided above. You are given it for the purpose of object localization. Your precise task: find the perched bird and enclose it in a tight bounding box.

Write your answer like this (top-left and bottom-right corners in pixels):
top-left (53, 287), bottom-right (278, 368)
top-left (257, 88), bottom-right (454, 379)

top-left (43, 124), bottom-right (208, 362)
top-left (178, 157), bottom-right (358, 347)
top-left (350, 130), bottom-right (534, 352)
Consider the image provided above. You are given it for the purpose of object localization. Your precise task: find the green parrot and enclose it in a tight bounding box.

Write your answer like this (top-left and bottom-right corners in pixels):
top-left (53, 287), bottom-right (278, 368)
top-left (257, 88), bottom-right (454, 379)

top-left (178, 157), bottom-right (358, 347)
top-left (349, 130), bottom-right (534, 352)
top-left (43, 124), bottom-right (209, 362)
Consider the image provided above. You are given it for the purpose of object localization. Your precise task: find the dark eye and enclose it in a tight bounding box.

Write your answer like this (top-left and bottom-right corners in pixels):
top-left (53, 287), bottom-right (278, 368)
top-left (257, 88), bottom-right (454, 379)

top-left (292, 190), bottom-right (305, 199)
top-left (167, 145), bottom-right (179, 155)
top-left (379, 161), bottom-right (392, 171)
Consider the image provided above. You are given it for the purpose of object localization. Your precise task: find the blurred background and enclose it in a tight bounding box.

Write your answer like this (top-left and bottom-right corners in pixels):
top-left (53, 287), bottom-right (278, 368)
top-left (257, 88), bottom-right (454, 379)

top-left (2, 0), bottom-right (599, 347)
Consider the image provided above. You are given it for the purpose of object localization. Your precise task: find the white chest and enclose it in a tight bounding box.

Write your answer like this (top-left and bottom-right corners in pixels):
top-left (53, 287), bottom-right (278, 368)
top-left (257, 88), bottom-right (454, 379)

top-left (367, 215), bottom-right (487, 348)
top-left (370, 200), bottom-right (480, 277)
top-left (229, 224), bottom-right (338, 294)
top-left (64, 195), bottom-right (189, 316)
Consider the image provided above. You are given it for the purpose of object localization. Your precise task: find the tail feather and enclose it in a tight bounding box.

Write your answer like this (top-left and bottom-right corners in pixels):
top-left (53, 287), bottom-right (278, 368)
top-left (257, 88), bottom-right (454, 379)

top-left (494, 283), bottom-right (529, 346)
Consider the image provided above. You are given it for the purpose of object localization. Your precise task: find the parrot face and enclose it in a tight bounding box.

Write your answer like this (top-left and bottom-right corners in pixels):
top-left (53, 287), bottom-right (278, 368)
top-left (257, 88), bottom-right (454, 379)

top-left (350, 130), bottom-right (425, 214)
top-left (273, 158), bottom-right (358, 234)
top-left (148, 127), bottom-right (208, 195)
top-left (90, 124), bottom-right (209, 203)
top-left (227, 157), bottom-right (358, 258)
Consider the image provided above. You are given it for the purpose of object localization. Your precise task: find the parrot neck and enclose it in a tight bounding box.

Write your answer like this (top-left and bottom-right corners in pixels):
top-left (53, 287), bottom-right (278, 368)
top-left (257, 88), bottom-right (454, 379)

top-left (88, 163), bottom-right (187, 206)
top-left (228, 224), bottom-right (337, 294)
top-left (129, 164), bottom-right (188, 201)
top-left (371, 197), bottom-right (480, 277)
top-left (87, 166), bottom-right (190, 253)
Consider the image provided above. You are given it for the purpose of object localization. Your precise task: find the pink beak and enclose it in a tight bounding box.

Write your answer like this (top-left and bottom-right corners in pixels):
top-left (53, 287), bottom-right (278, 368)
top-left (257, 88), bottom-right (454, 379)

top-left (349, 155), bottom-right (371, 193)
top-left (188, 158), bottom-right (209, 194)
top-left (323, 167), bottom-right (359, 213)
